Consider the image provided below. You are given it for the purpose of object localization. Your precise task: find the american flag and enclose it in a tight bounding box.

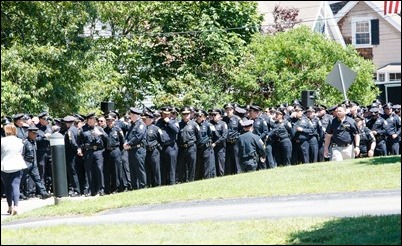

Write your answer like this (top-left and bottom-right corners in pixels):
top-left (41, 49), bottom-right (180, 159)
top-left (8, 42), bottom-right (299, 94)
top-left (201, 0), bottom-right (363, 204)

top-left (384, 1), bottom-right (401, 15)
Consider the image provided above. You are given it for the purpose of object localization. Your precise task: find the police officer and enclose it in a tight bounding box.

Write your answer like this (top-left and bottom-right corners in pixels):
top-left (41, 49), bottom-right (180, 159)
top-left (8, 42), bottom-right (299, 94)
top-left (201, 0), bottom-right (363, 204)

top-left (324, 105), bottom-right (360, 161)
top-left (210, 109), bottom-right (228, 177)
top-left (269, 109), bottom-right (292, 166)
top-left (223, 103), bottom-right (243, 175)
top-left (315, 105), bottom-right (333, 162)
top-left (77, 112), bottom-right (108, 196)
top-left (13, 113), bottom-right (27, 140)
top-left (156, 106), bottom-right (179, 186)
top-left (305, 106), bottom-right (321, 163)
top-left (35, 112), bottom-right (53, 193)
top-left (142, 110), bottom-right (163, 187)
top-left (177, 106), bottom-right (201, 183)
top-left (123, 107), bottom-right (147, 190)
top-left (291, 105), bottom-right (313, 164)
top-left (237, 120), bottom-right (266, 172)
top-left (63, 115), bottom-right (81, 196)
top-left (21, 126), bottom-right (50, 199)
top-left (103, 114), bottom-right (125, 193)
top-left (354, 115), bottom-right (376, 158)
top-left (366, 107), bottom-right (389, 156)
top-left (195, 110), bottom-right (215, 179)
top-left (248, 105), bottom-right (269, 169)
top-left (382, 103), bottom-right (400, 155)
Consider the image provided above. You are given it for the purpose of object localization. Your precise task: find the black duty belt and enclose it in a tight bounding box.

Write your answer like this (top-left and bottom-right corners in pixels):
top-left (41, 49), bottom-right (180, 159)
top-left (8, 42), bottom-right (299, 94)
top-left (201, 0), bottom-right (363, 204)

top-left (179, 142), bottom-right (195, 148)
top-left (146, 144), bottom-right (160, 152)
top-left (332, 143), bottom-right (351, 147)
top-left (227, 139), bottom-right (237, 144)
top-left (129, 143), bottom-right (144, 149)
top-left (84, 145), bottom-right (103, 150)
top-left (106, 146), bottom-right (120, 151)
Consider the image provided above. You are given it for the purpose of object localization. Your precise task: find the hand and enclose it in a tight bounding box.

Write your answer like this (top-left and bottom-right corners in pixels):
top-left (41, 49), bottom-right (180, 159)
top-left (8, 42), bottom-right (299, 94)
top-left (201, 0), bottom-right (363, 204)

top-left (77, 149), bottom-right (83, 157)
top-left (212, 143), bottom-right (216, 148)
top-left (354, 146), bottom-right (360, 157)
top-left (44, 133), bottom-right (52, 139)
top-left (392, 134), bottom-right (397, 139)
top-left (260, 157), bottom-right (266, 163)
top-left (123, 143), bottom-right (130, 150)
top-left (368, 149), bottom-right (374, 157)
top-left (164, 117), bottom-right (170, 123)
top-left (296, 127), bottom-right (303, 132)
top-left (323, 148), bottom-right (329, 158)
top-left (372, 130), bottom-right (377, 135)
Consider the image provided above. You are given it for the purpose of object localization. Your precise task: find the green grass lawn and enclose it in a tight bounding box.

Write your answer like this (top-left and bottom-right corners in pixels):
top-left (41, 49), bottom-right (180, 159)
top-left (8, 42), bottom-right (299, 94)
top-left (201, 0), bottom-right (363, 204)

top-left (1, 155), bottom-right (401, 245)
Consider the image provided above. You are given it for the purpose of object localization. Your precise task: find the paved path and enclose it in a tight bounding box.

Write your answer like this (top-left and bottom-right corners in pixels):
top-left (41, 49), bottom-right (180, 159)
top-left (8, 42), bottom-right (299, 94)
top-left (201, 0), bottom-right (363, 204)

top-left (2, 189), bottom-right (400, 229)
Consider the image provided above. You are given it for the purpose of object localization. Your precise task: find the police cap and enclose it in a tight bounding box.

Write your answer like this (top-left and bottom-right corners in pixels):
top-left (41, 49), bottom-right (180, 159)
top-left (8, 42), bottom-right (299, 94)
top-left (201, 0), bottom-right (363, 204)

top-left (86, 112), bottom-right (96, 119)
top-left (327, 105), bottom-right (337, 113)
top-left (241, 119), bottom-right (254, 127)
top-left (74, 114), bottom-right (85, 122)
top-left (234, 107), bottom-right (247, 115)
top-left (27, 126), bottom-right (39, 132)
top-left (180, 106), bottom-right (191, 114)
top-left (1, 117), bottom-right (11, 125)
top-left (38, 112), bottom-right (49, 119)
top-left (369, 107), bottom-right (380, 113)
top-left (383, 103), bottom-right (393, 109)
top-left (129, 107), bottom-right (142, 115)
top-left (249, 105), bottom-right (261, 111)
top-left (13, 113), bottom-right (25, 121)
top-left (142, 111), bottom-right (154, 118)
top-left (160, 106), bottom-right (172, 114)
top-left (224, 103), bottom-right (234, 109)
top-left (392, 104), bottom-right (401, 110)
top-left (63, 115), bottom-right (76, 123)
top-left (110, 110), bottom-right (120, 118)
top-left (315, 104), bottom-right (327, 111)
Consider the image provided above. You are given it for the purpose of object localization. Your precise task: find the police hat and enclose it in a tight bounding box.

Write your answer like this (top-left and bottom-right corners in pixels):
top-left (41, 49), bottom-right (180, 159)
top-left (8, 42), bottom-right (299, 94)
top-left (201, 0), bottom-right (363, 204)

top-left (294, 105), bottom-right (304, 111)
top-left (160, 106), bottom-right (172, 114)
top-left (249, 105), bottom-right (261, 111)
top-left (369, 107), bottom-right (380, 113)
top-left (315, 104), bottom-right (327, 111)
top-left (224, 103), bottom-right (234, 109)
top-left (383, 103), bottom-right (393, 109)
top-left (62, 115), bottom-right (75, 123)
top-left (306, 106), bottom-right (315, 112)
top-left (180, 106), bottom-right (191, 114)
top-left (327, 105), bottom-right (337, 113)
top-left (241, 119), bottom-right (254, 127)
top-left (110, 110), bottom-right (120, 118)
top-left (392, 104), bottom-right (401, 110)
top-left (38, 112), bottom-right (49, 119)
top-left (22, 123), bottom-right (30, 128)
top-left (211, 109), bottom-right (222, 115)
top-left (13, 113), bottom-right (25, 121)
top-left (86, 112), bottom-right (96, 119)
top-left (142, 111), bottom-right (154, 118)
top-left (195, 110), bottom-right (208, 117)
top-left (234, 107), bottom-right (247, 115)
top-left (74, 114), bottom-right (85, 122)
top-left (153, 110), bottom-right (161, 118)
top-left (129, 107), bottom-right (142, 115)
top-left (354, 114), bottom-right (365, 121)
top-left (27, 126), bottom-right (39, 132)
top-left (1, 117), bottom-right (11, 125)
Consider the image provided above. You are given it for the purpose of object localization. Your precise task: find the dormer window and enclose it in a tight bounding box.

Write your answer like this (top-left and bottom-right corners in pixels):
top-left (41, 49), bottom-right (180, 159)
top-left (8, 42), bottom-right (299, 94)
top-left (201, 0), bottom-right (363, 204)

top-left (352, 18), bottom-right (379, 47)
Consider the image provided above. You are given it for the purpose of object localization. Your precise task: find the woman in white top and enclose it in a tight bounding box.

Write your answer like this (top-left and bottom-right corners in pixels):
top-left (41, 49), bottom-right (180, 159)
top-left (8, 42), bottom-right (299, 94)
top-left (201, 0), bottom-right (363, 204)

top-left (1, 124), bottom-right (27, 215)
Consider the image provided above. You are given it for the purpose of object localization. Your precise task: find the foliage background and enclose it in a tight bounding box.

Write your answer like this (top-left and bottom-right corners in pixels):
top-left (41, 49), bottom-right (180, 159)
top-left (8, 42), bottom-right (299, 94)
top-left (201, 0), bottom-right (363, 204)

top-left (1, 1), bottom-right (378, 117)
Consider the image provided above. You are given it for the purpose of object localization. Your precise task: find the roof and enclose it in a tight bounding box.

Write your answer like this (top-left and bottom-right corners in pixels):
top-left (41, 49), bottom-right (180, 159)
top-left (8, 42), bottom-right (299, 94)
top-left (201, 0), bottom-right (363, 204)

top-left (377, 63), bottom-right (401, 73)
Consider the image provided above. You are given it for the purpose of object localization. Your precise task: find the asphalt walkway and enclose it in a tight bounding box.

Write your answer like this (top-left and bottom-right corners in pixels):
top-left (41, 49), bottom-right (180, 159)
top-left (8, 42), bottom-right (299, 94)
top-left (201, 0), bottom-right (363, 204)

top-left (1, 189), bottom-right (400, 229)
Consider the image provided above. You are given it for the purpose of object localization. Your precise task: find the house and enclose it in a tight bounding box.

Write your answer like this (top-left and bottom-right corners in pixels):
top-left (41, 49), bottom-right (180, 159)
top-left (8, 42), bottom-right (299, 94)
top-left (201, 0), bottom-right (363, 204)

top-left (258, 1), bottom-right (401, 104)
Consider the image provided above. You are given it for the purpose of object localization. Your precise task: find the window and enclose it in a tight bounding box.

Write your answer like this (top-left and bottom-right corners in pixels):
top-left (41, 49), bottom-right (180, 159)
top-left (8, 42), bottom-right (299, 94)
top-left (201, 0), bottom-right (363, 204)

top-left (352, 18), bottom-right (379, 47)
top-left (389, 73), bottom-right (401, 82)
top-left (378, 73), bottom-right (385, 82)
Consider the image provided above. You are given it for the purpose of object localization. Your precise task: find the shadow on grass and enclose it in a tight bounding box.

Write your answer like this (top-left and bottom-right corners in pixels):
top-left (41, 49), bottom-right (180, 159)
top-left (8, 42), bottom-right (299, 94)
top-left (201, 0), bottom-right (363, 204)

top-left (288, 214), bottom-right (401, 245)
top-left (354, 155), bottom-right (401, 165)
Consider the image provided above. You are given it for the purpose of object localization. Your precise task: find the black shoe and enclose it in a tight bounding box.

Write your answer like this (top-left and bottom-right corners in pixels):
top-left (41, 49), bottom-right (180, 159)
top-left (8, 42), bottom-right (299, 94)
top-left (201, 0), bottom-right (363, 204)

top-left (69, 191), bottom-right (80, 197)
top-left (40, 192), bottom-right (50, 199)
top-left (19, 194), bottom-right (28, 200)
top-left (98, 190), bottom-right (105, 196)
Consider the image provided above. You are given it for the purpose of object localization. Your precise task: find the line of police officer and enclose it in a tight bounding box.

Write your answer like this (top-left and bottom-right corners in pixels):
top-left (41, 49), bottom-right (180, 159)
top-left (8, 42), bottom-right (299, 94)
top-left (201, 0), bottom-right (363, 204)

top-left (1, 100), bottom-right (400, 198)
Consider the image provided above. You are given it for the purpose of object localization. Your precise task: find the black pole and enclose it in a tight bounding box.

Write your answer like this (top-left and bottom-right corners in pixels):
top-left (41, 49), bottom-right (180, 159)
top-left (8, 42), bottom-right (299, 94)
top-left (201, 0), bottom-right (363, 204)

top-left (50, 132), bottom-right (68, 199)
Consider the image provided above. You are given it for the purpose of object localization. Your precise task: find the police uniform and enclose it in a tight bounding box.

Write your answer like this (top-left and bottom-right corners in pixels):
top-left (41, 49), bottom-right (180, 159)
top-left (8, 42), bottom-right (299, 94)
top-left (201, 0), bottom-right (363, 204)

top-left (125, 107), bottom-right (147, 190)
top-left (63, 116), bottom-right (81, 196)
top-left (143, 111), bottom-right (163, 187)
top-left (210, 109), bottom-right (228, 177)
top-left (13, 113), bottom-right (28, 140)
top-left (195, 110), bottom-right (215, 180)
top-left (223, 103), bottom-right (243, 175)
top-left (177, 107), bottom-right (201, 183)
top-left (291, 106), bottom-right (314, 164)
top-left (355, 115), bottom-right (376, 158)
top-left (103, 114), bottom-right (125, 193)
top-left (269, 110), bottom-right (292, 166)
top-left (21, 126), bottom-right (49, 199)
top-left (35, 112), bottom-right (53, 192)
top-left (316, 105), bottom-right (333, 162)
top-left (249, 105), bottom-right (269, 169)
top-left (77, 112), bottom-right (108, 196)
top-left (366, 107), bottom-right (389, 156)
top-left (155, 106), bottom-right (179, 185)
top-left (237, 120), bottom-right (266, 172)
top-left (382, 103), bottom-right (400, 155)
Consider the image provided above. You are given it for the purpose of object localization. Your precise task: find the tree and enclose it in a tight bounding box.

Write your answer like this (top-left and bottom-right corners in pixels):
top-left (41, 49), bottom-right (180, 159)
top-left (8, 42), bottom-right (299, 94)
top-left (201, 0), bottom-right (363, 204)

top-left (230, 26), bottom-right (379, 107)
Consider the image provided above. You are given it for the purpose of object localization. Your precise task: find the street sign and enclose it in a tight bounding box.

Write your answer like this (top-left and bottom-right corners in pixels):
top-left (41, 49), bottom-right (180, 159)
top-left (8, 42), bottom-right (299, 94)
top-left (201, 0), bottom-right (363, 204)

top-left (326, 61), bottom-right (357, 100)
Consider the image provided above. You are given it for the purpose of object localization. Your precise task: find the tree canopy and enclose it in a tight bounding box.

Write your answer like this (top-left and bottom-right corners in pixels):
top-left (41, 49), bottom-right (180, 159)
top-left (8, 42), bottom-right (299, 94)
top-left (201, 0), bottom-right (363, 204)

top-left (1, 1), bottom-right (379, 117)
